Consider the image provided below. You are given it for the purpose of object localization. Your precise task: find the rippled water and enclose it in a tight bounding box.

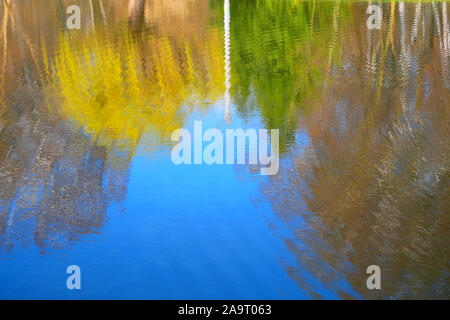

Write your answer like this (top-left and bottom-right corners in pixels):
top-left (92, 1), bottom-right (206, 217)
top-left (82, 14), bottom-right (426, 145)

top-left (0, 0), bottom-right (449, 299)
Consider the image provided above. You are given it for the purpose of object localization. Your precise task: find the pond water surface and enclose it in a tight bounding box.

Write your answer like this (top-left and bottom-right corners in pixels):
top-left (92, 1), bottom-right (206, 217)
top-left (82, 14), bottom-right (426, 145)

top-left (0, 0), bottom-right (449, 299)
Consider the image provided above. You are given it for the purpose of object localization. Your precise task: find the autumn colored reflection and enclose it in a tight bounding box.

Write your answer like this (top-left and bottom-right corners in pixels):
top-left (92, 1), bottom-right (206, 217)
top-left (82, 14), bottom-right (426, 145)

top-left (0, 0), bottom-right (225, 252)
top-left (260, 1), bottom-right (450, 299)
top-left (0, 0), bottom-right (448, 299)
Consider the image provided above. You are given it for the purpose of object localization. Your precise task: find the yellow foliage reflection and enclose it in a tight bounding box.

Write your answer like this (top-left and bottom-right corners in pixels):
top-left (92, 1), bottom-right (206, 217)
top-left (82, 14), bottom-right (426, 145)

top-left (44, 21), bottom-right (225, 152)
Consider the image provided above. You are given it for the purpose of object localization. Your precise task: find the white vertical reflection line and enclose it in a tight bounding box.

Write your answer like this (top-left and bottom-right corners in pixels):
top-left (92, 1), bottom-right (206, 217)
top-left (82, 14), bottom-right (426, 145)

top-left (89, 0), bottom-right (95, 30)
top-left (399, 1), bottom-right (410, 81)
top-left (442, 2), bottom-right (449, 55)
top-left (432, 2), bottom-right (450, 86)
top-left (99, 0), bottom-right (107, 26)
top-left (224, 0), bottom-right (232, 124)
top-left (411, 3), bottom-right (421, 43)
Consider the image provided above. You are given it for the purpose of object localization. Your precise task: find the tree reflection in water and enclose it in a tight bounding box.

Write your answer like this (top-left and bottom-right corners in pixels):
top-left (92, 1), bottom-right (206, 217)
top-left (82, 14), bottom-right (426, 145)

top-left (257, 2), bottom-right (450, 299)
top-left (0, 0), bottom-right (225, 253)
top-left (0, 0), bottom-right (448, 299)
